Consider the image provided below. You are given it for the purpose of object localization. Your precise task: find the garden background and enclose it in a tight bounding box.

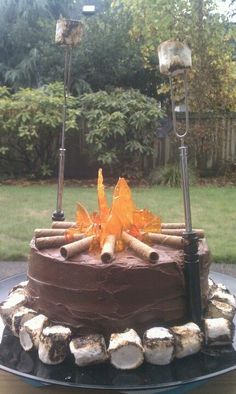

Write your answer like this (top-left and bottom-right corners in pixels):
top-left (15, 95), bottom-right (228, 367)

top-left (0, 0), bottom-right (235, 263)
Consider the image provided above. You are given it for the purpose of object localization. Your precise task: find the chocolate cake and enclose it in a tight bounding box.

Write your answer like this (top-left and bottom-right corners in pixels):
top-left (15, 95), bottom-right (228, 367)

top-left (26, 238), bottom-right (211, 337)
top-left (1, 172), bottom-right (235, 369)
top-left (1, 216), bottom-right (235, 369)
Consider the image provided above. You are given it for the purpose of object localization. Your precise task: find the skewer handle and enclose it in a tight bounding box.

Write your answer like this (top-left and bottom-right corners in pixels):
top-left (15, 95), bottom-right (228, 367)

top-left (183, 232), bottom-right (202, 328)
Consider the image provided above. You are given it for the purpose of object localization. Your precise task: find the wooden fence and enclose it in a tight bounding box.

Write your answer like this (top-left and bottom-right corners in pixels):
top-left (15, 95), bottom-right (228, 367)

top-left (65, 112), bottom-right (236, 178)
top-left (154, 113), bottom-right (236, 175)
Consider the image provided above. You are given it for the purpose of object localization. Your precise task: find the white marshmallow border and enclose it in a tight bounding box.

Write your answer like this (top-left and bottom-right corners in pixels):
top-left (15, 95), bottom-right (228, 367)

top-left (0, 277), bottom-right (235, 369)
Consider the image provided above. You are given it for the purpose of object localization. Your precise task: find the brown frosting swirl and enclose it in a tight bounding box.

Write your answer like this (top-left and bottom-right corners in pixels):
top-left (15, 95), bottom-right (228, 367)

top-left (26, 239), bottom-right (211, 337)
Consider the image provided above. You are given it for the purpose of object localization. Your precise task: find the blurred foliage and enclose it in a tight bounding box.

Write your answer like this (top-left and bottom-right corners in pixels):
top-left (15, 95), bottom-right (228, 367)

top-left (0, 0), bottom-right (234, 108)
top-left (0, 83), bottom-right (80, 178)
top-left (0, 84), bottom-right (162, 179)
top-left (0, 0), bottom-right (159, 97)
top-left (148, 164), bottom-right (197, 187)
top-left (0, 0), bottom-right (235, 181)
top-left (113, 0), bottom-right (236, 111)
top-left (77, 88), bottom-right (163, 178)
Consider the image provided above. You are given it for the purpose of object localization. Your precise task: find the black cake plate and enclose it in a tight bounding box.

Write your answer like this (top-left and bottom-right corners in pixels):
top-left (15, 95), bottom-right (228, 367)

top-left (0, 272), bottom-right (236, 394)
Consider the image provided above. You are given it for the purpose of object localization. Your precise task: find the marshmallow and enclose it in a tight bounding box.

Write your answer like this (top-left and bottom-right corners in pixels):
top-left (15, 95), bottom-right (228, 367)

top-left (143, 327), bottom-right (174, 365)
top-left (55, 18), bottom-right (84, 47)
top-left (19, 314), bottom-right (48, 351)
top-left (38, 325), bottom-right (71, 365)
top-left (158, 40), bottom-right (192, 76)
top-left (70, 334), bottom-right (108, 367)
top-left (12, 306), bottom-right (37, 337)
top-left (0, 288), bottom-right (28, 327)
top-left (108, 329), bottom-right (144, 370)
top-left (204, 317), bottom-right (234, 346)
top-left (171, 322), bottom-right (203, 358)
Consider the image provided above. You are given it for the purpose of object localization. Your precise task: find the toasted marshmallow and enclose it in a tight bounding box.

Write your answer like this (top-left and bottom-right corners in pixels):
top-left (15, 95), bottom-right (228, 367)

top-left (38, 325), bottom-right (71, 365)
top-left (12, 306), bottom-right (37, 337)
top-left (8, 280), bottom-right (29, 295)
top-left (206, 299), bottom-right (235, 321)
top-left (143, 327), bottom-right (174, 365)
top-left (70, 334), bottom-right (107, 367)
top-left (0, 288), bottom-right (27, 327)
top-left (19, 314), bottom-right (48, 351)
top-left (158, 40), bottom-right (192, 76)
top-left (108, 329), bottom-right (144, 370)
top-left (204, 317), bottom-right (234, 346)
top-left (171, 322), bottom-right (203, 359)
top-left (55, 18), bottom-right (84, 47)
top-left (209, 281), bottom-right (236, 309)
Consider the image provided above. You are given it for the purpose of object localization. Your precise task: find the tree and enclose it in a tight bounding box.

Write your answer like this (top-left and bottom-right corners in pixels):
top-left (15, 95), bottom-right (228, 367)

top-left (0, 0), bottom-right (71, 89)
top-left (113, 0), bottom-right (236, 111)
top-left (0, 0), bottom-right (160, 97)
top-left (72, 3), bottom-right (160, 97)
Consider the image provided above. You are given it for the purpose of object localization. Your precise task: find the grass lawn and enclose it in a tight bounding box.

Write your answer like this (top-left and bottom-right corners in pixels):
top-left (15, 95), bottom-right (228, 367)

top-left (0, 182), bottom-right (236, 263)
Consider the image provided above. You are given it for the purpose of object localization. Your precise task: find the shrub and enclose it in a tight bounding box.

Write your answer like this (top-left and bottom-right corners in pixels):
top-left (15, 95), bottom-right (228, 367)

top-left (0, 85), bottom-right (163, 180)
top-left (0, 83), bottom-right (79, 178)
top-left (149, 164), bottom-right (198, 187)
top-left (78, 88), bottom-right (163, 178)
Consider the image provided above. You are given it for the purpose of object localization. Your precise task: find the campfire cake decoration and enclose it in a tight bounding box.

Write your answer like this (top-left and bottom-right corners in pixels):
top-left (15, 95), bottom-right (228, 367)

top-left (0, 169), bottom-right (235, 369)
top-left (0, 40), bottom-right (235, 370)
top-left (35, 168), bottom-right (205, 262)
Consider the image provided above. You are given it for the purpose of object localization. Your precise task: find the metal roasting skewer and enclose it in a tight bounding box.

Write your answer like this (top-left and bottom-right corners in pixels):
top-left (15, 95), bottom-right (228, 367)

top-left (52, 46), bottom-right (72, 221)
top-left (170, 70), bottom-right (202, 328)
top-left (52, 19), bottom-right (84, 221)
top-left (169, 71), bottom-right (192, 233)
top-left (158, 40), bottom-right (202, 327)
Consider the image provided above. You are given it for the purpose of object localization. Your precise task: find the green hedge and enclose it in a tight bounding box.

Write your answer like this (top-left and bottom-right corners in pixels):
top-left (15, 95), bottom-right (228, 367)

top-left (0, 83), bottom-right (162, 179)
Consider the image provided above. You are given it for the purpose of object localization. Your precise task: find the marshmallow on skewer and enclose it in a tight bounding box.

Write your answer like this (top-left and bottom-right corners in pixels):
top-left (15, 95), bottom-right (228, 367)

top-left (143, 327), bottom-right (174, 365)
top-left (158, 40), bottom-right (192, 76)
top-left (204, 318), bottom-right (234, 347)
top-left (19, 314), bottom-right (48, 351)
top-left (0, 288), bottom-right (28, 327)
top-left (171, 322), bottom-right (203, 359)
top-left (55, 18), bottom-right (84, 47)
top-left (108, 329), bottom-right (144, 370)
top-left (70, 334), bottom-right (107, 367)
top-left (38, 325), bottom-right (71, 365)
top-left (12, 306), bottom-right (37, 337)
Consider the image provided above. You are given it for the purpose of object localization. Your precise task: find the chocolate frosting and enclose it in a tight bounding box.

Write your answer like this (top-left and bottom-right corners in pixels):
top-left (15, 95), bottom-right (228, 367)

top-left (26, 239), bottom-right (211, 337)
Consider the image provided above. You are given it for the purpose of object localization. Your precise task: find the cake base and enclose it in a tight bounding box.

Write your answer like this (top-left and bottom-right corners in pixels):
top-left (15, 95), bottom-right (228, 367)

top-left (26, 239), bottom-right (211, 337)
top-left (0, 273), bottom-right (236, 392)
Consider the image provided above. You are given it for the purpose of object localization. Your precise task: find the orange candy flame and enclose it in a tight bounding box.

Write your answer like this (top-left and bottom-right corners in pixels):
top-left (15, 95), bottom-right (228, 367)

top-left (66, 169), bottom-right (161, 252)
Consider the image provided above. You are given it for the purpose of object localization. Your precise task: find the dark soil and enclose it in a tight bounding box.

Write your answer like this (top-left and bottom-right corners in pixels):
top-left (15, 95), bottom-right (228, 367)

top-left (1, 175), bottom-right (236, 188)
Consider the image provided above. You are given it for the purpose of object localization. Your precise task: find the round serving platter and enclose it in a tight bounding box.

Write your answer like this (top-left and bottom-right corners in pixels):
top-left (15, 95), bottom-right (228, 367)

top-left (0, 272), bottom-right (236, 393)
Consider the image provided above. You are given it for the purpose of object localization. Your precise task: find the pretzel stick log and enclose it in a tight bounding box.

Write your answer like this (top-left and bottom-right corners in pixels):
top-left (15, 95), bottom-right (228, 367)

top-left (161, 223), bottom-right (185, 229)
top-left (147, 233), bottom-right (185, 249)
top-left (122, 231), bottom-right (159, 264)
top-left (36, 233), bottom-right (84, 250)
top-left (60, 235), bottom-right (94, 259)
top-left (161, 229), bottom-right (205, 238)
top-left (51, 221), bottom-right (76, 229)
top-left (101, 235), bottom-right (116, 263)
top-left (35, 229), bottom-right (66, 238)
